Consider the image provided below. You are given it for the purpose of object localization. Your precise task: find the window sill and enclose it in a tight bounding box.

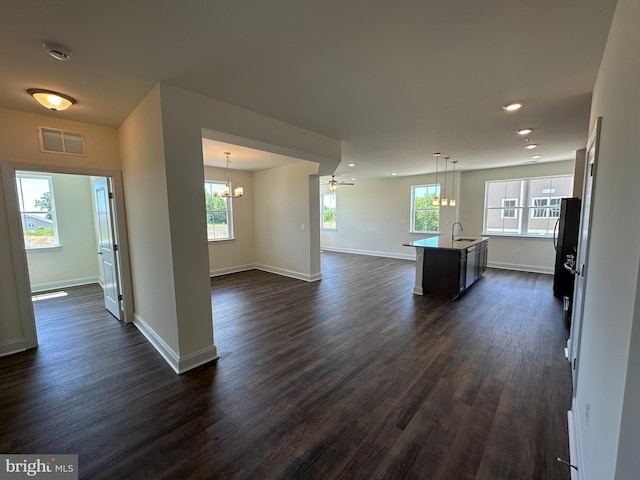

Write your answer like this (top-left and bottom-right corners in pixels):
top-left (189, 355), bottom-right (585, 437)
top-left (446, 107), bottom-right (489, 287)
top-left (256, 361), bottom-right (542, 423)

top-left (25, 245), bottom-right (62, 252)
top-left (409, 231), bottom-right (439, 235)
top-left (208, 238), bottom-right (235, 244)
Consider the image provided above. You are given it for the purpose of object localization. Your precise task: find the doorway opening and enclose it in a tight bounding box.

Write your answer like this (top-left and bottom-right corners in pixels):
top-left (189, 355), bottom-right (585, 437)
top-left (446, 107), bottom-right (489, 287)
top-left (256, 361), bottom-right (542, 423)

top-left (2, 162), bottom-right (133, 351)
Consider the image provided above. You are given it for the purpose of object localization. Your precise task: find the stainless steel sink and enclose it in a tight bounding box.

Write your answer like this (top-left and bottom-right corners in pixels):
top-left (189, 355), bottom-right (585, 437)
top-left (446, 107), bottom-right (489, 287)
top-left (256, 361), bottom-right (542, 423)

top-left (453, 238), bottom-right (478, 242)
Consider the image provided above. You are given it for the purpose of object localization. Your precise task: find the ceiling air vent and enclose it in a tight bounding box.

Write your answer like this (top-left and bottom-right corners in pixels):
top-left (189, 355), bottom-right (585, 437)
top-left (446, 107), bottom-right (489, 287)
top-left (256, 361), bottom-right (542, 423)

top-left (38, 127), bottom-right (86, 156)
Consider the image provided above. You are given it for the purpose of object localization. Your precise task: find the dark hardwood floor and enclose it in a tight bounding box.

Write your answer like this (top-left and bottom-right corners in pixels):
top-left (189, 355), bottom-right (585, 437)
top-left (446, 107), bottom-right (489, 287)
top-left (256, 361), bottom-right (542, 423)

top-left (0, 252), bottom-right (573, 479)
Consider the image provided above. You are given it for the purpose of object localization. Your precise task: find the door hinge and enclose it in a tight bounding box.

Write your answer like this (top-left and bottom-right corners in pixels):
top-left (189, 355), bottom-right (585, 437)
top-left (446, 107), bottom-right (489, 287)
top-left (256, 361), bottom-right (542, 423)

top-left (573, 358), bottom-right (577, 370)
top-left (113, 244), bottom-right (118, 251)
top-left (109, 192), bottom-right (114, 199)
top-left (118, 294), bottom-right (123, 301)
top-left (590, 163), bottom-right (594, 176)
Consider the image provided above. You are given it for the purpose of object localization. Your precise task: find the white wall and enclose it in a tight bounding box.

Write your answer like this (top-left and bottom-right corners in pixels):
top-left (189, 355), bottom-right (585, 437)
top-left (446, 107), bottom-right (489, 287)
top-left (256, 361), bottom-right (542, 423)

top-left (205, 166), bottom-right (255, 275)
top-left (26, 173), bottom-right (100, 292)
top-left (573, 0), bottom-right (640, 478)
top-left (459, 160), bottom-right (575, 273)
top-left (119, 86), bottom-right (181, 359)
top-left (253, 161), bottom-right (321, 280)
top-left (117, 82), bottom-right (340, 371)
top-left (0, 108), bottom-right (120, 356)
top-left (320, 174), bottom-right (458, 260)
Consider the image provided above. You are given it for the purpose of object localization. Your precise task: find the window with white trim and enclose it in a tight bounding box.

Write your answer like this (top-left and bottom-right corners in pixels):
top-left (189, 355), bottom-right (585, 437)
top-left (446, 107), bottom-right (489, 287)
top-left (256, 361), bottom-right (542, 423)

top-left (411, 184), bottom-right (440, 233)
top-left (484, 175), bottom-right (573, 236)
top-left (531, 196), bottom-right (562, 218)
top-left (321, 193), bottom-right (336, 229)
top-left (16, 173), bottom-right (60, 248)
top-left (204, 181), bottom-right (233, 241)
top-left (501, 198), bottom-right (518, 219)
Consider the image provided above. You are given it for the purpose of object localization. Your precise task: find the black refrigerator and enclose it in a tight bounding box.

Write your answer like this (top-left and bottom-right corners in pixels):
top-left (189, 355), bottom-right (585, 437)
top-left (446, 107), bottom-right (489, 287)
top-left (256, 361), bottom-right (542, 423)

top-left (553, 197), bottom-right (581, 298)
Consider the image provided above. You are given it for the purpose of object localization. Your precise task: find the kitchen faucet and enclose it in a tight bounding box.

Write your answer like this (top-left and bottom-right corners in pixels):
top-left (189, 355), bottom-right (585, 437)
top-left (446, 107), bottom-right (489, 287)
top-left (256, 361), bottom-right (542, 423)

top-left (451, 222), bottom-right (463, 242)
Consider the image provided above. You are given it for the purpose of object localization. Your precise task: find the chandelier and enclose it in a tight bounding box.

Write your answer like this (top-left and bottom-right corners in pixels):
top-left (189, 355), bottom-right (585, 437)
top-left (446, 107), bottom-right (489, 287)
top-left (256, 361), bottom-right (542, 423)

top-left (213, 152), bottom-right (244, 198)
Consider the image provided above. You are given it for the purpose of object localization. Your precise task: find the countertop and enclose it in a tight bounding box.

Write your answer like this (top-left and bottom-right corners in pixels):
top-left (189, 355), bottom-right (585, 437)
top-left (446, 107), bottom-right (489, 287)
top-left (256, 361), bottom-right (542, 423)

top-left (403, 235), bottom-right (489, 251)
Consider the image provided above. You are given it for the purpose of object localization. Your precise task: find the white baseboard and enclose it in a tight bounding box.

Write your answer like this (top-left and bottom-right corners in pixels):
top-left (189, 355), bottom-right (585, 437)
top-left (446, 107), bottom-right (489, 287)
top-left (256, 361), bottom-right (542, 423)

top-left (134, 314), bottom-right (180, 373)
top-left (178, 344), bottom-right (219, 373)
top-left (255, 264), bottom-right (322, 282)
top-left (568, 402), bottom-right (584, 480)
top-left (321, 246), bottom-right (416, 261)
top-left (488, 261), bottom-right (553, 275)
top-left (133, 313), bottom-right (218, 374)
top-left (0, 338), bottom-right (27, 357)
top-left (210, 264), bottom-right (256, 277)
top-left (30, 276), bottom-right (100, 293)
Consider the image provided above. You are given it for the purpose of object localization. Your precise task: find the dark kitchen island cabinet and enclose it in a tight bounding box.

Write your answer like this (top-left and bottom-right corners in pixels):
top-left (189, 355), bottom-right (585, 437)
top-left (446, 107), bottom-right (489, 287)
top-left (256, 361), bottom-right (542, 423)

top-left (404, 237), bottom-right (489, 300)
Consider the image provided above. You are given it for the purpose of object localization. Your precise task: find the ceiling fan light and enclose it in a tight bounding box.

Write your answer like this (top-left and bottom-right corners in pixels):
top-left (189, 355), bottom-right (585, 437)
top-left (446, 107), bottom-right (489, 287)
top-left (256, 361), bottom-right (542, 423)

top-left (27, 89), bottom-right (76, 111)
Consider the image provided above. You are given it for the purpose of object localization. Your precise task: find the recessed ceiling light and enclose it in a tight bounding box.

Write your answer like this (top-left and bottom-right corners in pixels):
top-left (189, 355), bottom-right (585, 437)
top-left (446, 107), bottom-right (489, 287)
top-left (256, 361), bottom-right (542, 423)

top-left (347, 162), bottom-right (355, 167)
top-left (531, 155), bottom-right (542, 159)
top-left (503, 102), bottom-right (523, 111)
top-left (391, 172), bottom-right (397, 176)
top-left (351, 178), bottom-right (356, 181)
top-left (517, 128), bottom-right (533, 135)
top-left (27, 89), bottom-right (76, 111)
top-left (525, 144), bottom-right (538, 149)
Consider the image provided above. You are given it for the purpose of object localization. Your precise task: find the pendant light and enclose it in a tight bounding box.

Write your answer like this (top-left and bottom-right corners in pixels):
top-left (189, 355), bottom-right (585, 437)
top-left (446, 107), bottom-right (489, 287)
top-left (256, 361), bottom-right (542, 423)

top-left (450, 160), bottom-right (457, 207)
top-left (441, 157), bottom-right (449, 206)
top-left (432, 153), bottom-right (441, 206)
top-left (213, 152), bottom-right (244, 198)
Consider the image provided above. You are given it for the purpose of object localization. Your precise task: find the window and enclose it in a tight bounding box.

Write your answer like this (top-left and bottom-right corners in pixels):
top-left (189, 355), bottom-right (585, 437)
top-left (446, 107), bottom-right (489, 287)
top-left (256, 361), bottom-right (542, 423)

top-left (16, 173), bottom-right (59, 248)
top-left (204, 182), bottom-right (233, 241)
top-left (411, 184), bottom-right (440, 233)
top-left (501, 198), bottom-right (518, 218)
top-left (531, 196), bottom-right (562, 218)
top-left (484, 175), bottom-right (573, 236)
top-left (321, 193), bottom-right (336, 229)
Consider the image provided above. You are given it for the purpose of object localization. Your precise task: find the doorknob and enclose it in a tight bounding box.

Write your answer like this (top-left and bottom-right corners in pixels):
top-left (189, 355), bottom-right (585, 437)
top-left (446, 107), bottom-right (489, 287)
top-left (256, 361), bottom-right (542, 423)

top-left (97, 252), bottom-right (103, 255)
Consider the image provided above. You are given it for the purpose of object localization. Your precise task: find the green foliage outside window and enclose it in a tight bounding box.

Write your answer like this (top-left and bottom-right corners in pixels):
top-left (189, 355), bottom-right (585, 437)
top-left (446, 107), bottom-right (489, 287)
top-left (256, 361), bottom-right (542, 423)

top-left (205, 193), bottom-right (229, 226)
top-left (412, 186), bottom-right (440, 232)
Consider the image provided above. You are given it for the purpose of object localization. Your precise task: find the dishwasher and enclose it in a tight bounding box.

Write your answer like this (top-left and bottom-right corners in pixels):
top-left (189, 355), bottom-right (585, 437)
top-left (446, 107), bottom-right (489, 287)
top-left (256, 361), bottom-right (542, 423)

top-left (465, 245), bottom-right (477, 289)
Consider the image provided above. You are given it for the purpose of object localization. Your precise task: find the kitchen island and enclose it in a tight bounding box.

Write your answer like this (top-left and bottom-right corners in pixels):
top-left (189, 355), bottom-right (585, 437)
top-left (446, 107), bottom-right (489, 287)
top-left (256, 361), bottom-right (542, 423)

top-left (403, 236), bottom-right (489, 299)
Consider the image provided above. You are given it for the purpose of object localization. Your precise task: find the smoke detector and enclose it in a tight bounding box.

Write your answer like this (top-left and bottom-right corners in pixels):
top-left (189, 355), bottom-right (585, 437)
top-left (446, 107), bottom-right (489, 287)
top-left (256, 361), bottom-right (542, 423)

top-left (43, 42), bottom-right (72, 61)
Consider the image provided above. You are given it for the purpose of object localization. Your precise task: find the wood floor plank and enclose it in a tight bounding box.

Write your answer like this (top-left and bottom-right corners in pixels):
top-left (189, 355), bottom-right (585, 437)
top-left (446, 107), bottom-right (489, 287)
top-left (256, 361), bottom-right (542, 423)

top-left (0, 252), bottom-right (573, 479)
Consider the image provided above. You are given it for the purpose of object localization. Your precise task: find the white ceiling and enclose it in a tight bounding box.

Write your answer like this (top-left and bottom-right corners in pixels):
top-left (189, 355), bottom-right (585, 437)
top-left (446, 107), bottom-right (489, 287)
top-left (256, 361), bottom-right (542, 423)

top-left (0, 0), bottom-right (617, 178)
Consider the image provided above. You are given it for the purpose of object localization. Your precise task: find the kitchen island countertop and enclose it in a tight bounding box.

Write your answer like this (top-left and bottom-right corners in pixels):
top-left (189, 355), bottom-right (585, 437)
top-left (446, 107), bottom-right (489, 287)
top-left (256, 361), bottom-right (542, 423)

top-left (403, 236), bottom-right (490, 251)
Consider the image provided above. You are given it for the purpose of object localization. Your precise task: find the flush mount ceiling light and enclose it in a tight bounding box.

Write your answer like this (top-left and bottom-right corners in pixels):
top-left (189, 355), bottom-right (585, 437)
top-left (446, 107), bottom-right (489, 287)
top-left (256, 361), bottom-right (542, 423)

top-left (517, 128), bottom-right (533, 135)
top-left (525, 143), bottom-right (538, 149)
top-left (502, 102), bottom-right (523, 111)
top-left (27, 89), bottom-right (76, 111)
top-left (348, 162), bottom-right (355, 167)
top-left (43, 42), bottom-right (72, 61)
top-left (532, 154), bottom-right (542, 159)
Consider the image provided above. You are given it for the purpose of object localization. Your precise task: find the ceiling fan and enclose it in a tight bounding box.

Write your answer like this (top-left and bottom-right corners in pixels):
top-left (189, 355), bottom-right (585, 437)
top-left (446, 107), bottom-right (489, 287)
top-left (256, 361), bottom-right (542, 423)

top-left (323, 175), bottom-right (355, 191)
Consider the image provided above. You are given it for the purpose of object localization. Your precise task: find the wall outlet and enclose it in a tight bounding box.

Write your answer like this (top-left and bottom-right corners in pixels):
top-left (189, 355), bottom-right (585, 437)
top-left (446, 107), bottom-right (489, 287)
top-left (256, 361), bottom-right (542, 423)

top-left (301, 224), bottom-right (305, 231)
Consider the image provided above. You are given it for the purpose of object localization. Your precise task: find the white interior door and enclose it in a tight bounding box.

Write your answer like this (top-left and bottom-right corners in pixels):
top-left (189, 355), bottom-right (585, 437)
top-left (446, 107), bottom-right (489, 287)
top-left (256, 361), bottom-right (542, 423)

top-left (93, 178), bottom-right (121, 320)
top-left (568, 117), bottom-right (601, 392)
